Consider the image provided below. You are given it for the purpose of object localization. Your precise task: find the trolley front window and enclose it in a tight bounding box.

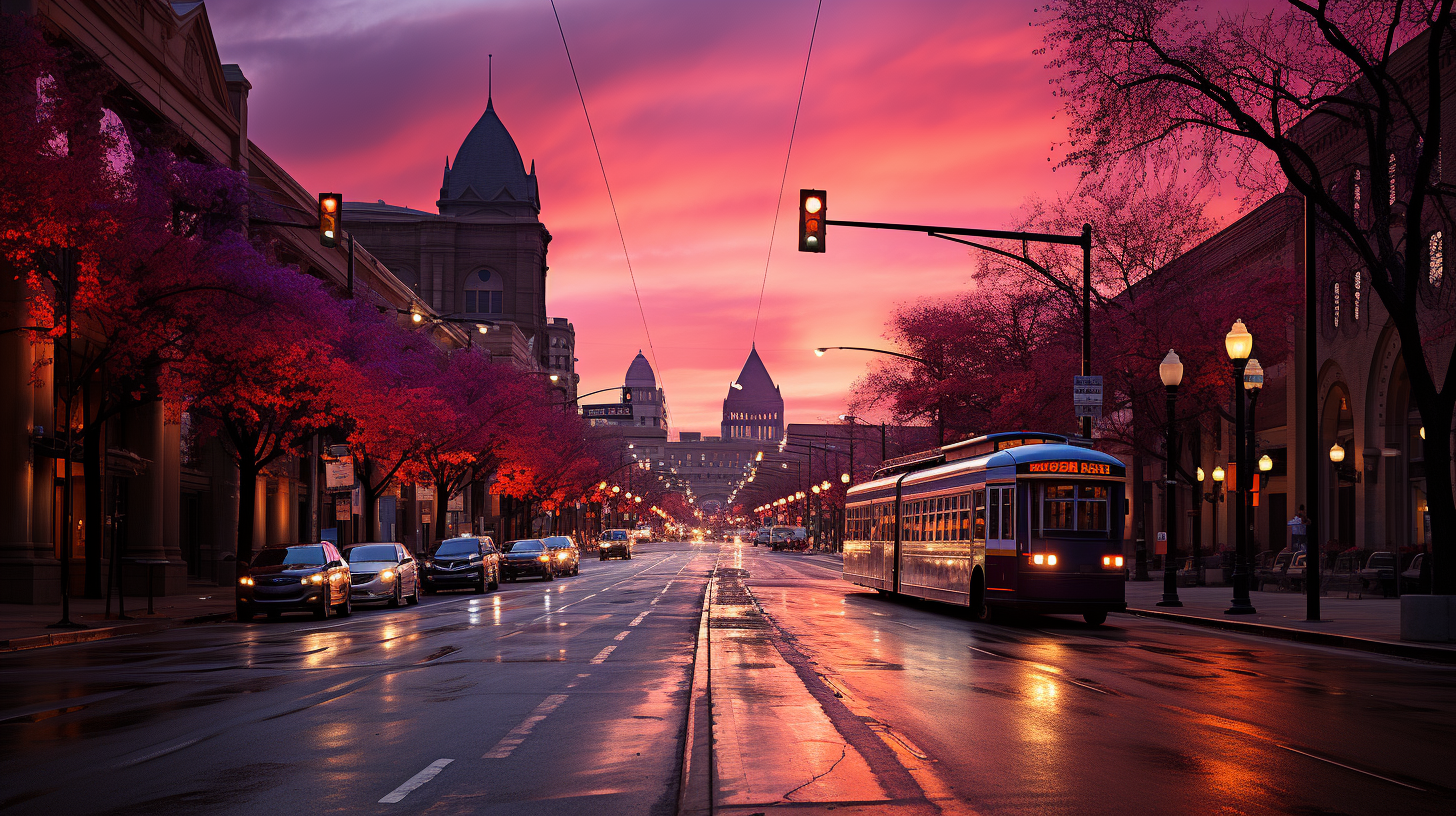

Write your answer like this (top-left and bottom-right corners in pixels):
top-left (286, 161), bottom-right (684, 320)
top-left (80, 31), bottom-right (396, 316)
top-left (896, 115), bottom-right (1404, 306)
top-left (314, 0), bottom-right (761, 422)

top-left (1037, 482), bottom-right (1110, 533)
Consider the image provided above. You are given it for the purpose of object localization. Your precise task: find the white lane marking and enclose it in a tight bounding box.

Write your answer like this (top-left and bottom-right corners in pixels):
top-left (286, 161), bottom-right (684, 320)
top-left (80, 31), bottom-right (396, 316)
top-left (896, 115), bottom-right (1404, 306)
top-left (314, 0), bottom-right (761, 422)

top-left (662, 581), bottom-right (673, 591)
top-left (379, 758), bottom-right (453, 803)
top-left (614, 630), bottom-right (631, 641)
top-left (650, 597), bottom-right (661, 605)
top-left (1277, 745), bottom-right (1427, 791)
top-left (629, 611), bottom-right (651, 626)
top-left (590, 645), bottom-right (616, 664)
top-left (566, 674), bottom-right (589, 689)
top-left (483, 695), bottom-right (569, 758)
top-left (114, 737), bottom-right (203, 769)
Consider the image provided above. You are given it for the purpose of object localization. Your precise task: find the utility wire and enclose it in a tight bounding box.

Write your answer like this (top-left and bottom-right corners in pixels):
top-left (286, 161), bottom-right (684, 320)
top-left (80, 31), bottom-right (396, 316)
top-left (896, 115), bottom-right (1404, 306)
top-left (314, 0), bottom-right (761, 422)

top-left (751, 0), bottom-right (826, 345)
top-left (549, 0), bottom-right (664, 389)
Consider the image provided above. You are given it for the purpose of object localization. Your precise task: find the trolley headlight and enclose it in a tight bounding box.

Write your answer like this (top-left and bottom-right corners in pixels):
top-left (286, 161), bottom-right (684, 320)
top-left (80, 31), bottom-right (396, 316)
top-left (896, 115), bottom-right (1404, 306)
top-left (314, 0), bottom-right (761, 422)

top-left (1102, 555), bottom-right (1125, 567)
top-left (1034, 554), bottom-right (1057, 566)
top-left (1033, 554), bottom-right (1044, 565)
top-left (1048, 555), bottom-right (1057, 566)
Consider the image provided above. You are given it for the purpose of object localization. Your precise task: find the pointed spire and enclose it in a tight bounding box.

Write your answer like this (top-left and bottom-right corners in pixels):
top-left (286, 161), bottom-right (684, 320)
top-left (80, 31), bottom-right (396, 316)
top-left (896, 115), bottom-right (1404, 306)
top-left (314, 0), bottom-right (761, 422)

top-left (488, 53), bottom-right (493, 107)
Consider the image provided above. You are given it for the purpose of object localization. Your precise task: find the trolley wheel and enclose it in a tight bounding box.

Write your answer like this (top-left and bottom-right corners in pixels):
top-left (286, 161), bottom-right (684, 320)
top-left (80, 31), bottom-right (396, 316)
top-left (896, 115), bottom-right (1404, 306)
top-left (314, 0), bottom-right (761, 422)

top-left (1082, 609), bottom-right (1108, 626)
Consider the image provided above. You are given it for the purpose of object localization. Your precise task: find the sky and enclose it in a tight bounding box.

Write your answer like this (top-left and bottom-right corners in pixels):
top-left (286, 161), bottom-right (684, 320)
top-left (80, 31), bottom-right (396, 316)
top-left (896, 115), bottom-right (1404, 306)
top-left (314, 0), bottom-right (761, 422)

top-left (209, 0), bottom-right (1089, 435)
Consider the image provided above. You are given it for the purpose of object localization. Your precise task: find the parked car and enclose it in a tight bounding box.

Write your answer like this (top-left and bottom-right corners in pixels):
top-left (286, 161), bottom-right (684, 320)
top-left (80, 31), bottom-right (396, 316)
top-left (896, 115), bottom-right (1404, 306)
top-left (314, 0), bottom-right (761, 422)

top-left (502, 538), bottom-right (555, 581)
top-left (237, 542), bottom-right (351, 621)
top-left (600, 529), bottom-right (633, 560)
top-left (421, 536), bottom-right (500, 594)
top-left (1401, 553), bottom-right (1427, 593)
top-left (343, 542), bottom-right (420, 607)
top-left (789, 527), bottom-right (809, 549)
top-left (753, 528), bottom-right (771, 547)
top-left (633, 528), bottom-right (653, 543)
top-left (1358, 551), bottom-right (1397, 594)
top-left (770, 526), bottom-right (793, 551)
top-left (544, 535), bottom-right (581, 576)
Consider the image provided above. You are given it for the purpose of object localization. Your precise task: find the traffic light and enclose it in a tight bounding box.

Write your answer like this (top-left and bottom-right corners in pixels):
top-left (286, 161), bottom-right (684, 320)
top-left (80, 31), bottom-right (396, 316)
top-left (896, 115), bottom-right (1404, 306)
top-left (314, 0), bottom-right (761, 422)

top-left (799, 189), bottom-right (826, 252)
top-left (622, 386), bottom-right (632, 404)
top-left (318, 193), bottom-right (342, 248)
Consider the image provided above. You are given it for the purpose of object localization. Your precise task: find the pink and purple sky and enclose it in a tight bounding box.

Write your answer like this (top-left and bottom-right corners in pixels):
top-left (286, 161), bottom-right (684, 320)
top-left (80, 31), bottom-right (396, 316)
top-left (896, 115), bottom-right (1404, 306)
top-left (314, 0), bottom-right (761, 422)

top-left (210, 0), bottom-right (1087, 435)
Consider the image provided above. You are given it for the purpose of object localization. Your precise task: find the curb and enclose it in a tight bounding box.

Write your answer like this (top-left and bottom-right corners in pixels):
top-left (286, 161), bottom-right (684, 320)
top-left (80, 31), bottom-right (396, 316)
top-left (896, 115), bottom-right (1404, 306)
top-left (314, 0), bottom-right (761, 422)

top-left (1121, 607), bottom-right (1456, 664)
top-left (0, 610), bottom-right (235, 653)
top-left (677, 573), bottom-right (715, 816)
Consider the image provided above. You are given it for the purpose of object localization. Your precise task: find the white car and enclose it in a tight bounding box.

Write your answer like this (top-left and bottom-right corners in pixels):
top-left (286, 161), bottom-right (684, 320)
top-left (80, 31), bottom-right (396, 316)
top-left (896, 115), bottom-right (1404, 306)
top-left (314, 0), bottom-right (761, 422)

top-left (343, 543), bottom-right (420, 607)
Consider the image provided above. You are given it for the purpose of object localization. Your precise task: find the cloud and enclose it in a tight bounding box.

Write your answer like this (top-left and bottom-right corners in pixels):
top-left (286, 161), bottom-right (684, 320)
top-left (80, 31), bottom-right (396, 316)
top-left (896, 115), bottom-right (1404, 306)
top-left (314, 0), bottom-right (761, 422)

top-left (209, 0), bottom-right (1082, 434)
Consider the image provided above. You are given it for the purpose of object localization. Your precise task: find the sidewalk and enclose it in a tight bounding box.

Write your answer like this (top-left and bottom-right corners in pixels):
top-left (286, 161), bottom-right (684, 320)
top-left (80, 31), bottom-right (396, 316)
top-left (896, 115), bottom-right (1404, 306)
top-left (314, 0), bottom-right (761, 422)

top-left (0, 587), bottom-right (235, 652)
top-left (1121, 580), bottom-right (1456, 662)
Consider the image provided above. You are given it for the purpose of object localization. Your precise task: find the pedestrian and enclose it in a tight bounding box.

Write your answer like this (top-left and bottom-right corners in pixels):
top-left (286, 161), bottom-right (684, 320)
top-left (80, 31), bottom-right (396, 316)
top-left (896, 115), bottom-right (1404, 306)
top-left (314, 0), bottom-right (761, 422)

top-left (1289, 505), bottom-right (1310, 554)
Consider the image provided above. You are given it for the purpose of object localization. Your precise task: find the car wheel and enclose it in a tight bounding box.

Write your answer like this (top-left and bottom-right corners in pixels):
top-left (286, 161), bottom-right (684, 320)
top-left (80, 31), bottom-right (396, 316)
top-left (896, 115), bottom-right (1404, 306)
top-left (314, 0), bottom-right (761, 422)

top-left (236, 604), bottom-right (253, 622)
top-left (476, 575), bottom-right (487, 593)
top-left (388, 584), bottom-right (402, 608)
top-left (489, 570), bottom-right (500, 591)
top-left (314, 589), bottom-right (330, 620)
top-left (544, 568), bottom-right (555, 581)
top-left (337, 593), bottom-right (352, 617)
top-left (408, 579), bottom-right (420, 605)
top-left (626, 552), bottom-right (632, 560)
top-left (600, 555), bottom-right (607, 561)
top-left (1082, 609), bottom-right (1108, 626)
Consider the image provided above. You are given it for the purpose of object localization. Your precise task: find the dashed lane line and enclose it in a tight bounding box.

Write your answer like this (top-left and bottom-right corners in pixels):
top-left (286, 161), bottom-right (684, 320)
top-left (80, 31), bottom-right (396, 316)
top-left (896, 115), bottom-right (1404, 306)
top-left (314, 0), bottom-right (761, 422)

top-left (379, 758), bottom-right (453, 803)
top-left (483, 695), bottom-right (569, 759)
top-left (629, 611), bottom-right (651, 626)
top-left (614, 630), bottom-right (631, 641)
top-left (589, 645), bottom-right (616, 664)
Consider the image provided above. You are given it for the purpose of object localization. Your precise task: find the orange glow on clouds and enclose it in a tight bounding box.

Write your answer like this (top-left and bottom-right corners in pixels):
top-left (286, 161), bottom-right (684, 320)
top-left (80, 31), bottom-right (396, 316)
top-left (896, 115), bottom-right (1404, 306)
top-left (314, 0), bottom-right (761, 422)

top-left (213, 0), bottom-right (1088, 434)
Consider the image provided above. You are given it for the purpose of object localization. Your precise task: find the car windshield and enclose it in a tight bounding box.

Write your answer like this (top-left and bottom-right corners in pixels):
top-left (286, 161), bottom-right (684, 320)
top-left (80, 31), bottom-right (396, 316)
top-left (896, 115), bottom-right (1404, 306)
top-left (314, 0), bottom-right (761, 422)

top-left (253, 546), bottom-right (326, 568)
top-left (433, 539), bottom-right (479, 557)
top-left (504, 539), bottom-right (543, 552)
top-left (545, 537), bottom-right (573, 548)
top-left (604, 531), bottom-right (627, 540)
top-left (345, 545), bottom-right (399, 563)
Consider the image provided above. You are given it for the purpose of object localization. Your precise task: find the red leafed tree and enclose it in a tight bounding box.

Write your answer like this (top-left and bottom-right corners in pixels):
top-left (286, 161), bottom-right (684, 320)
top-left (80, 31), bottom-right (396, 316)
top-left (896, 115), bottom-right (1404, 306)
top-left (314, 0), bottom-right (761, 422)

top-left (1040, 0), bottom-right (1456, 591)
top-left (403, 351), bottom-right (540, 551)
top-left (493, 409), bottom-right (615, 537)
top-left (334, 303), bottom-right (450, 541)
top-left (182, 256), bottom-right (349, 566)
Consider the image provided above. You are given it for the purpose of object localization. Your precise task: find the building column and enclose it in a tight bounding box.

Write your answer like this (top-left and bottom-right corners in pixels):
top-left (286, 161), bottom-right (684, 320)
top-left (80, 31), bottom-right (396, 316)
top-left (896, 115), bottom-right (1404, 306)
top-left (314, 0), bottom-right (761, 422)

top-left (0, 269), bottom-right (60, 603)
top-left (160, 410), bottom-right (186, 593)
top-left (123, 401), bottom-right (185, 594)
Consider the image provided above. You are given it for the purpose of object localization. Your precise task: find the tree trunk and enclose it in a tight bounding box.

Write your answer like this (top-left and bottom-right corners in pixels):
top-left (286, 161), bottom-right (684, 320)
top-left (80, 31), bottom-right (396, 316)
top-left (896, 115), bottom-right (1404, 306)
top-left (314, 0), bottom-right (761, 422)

top-left (237, 462), bottom-right (259, 569)
top-left (82, 409), bottom-right (104, 598)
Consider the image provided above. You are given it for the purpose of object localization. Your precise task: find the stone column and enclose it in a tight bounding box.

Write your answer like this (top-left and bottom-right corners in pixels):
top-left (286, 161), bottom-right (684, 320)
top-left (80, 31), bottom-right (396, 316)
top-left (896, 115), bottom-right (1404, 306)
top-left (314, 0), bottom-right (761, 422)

top-left (0, 269), bottom-right (60, 603)
top-left (160, 410), bottom-right (186, 593)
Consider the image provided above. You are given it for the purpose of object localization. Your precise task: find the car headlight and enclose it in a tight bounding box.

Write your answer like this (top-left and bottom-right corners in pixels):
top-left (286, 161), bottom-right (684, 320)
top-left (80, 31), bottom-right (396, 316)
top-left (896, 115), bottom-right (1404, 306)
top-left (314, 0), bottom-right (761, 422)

top-left (238, 576), bottom-right (254, 586)
top-left (557, 552), bottom-right (569, 561)
top-left (538, 554), bottom-right (551, 562)
top-left (380, 569), bottom-right (396, 582)
top-left (303, 573), bottom-right (324, 584)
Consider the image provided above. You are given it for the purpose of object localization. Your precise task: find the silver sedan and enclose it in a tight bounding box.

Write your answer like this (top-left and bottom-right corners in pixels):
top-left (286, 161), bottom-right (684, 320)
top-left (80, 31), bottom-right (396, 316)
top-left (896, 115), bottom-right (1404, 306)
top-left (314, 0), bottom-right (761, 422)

top-left (343, 543), bottom-right (421, 608)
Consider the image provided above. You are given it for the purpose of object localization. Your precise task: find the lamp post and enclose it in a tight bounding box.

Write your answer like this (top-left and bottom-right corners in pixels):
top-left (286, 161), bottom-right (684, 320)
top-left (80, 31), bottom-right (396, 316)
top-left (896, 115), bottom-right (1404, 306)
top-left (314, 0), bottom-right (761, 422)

top-left (1224, 319), bottom-right (1257, 615)
top-left (1158, 350), bottom-right (1184, 607)
top-left (840, 414), bottom-right (888, 468)
top-left (818, 348), bottom-right (945, 444)
top-left (1244, 357), bottom-right (1264, 566)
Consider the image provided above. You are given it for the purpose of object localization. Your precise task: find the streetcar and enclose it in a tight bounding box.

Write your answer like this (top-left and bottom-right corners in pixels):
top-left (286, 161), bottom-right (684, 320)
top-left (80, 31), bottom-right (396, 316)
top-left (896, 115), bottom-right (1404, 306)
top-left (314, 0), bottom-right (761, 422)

top-left (842, 432), bottom-right (1126, 625)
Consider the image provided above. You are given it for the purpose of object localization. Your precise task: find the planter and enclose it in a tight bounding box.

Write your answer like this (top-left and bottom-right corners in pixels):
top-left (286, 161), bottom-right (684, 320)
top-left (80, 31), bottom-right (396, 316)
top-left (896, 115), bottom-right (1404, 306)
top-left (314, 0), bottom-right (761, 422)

top-left (1400, 595), bottom-right (1456, 643)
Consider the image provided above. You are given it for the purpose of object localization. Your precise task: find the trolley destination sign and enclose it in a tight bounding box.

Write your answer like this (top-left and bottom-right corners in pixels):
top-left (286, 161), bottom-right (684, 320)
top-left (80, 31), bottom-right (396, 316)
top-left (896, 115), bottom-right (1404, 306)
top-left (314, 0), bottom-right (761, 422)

top-left (1019, 459), bottom-right (1123, 477)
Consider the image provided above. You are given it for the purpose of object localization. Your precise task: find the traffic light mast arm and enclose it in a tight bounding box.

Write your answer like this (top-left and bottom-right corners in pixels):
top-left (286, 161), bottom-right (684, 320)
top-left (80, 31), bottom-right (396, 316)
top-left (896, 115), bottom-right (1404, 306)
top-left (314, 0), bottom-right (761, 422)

top-left (824, 218), bottom-right (1087, 248)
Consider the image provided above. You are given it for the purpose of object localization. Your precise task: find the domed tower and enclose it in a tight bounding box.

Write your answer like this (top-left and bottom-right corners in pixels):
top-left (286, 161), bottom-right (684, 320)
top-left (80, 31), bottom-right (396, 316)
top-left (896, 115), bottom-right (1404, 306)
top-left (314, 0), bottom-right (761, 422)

top-left (624, 351), bottom-right (668, 432)
top-left (438, 97), bottom-right (540, 220)
top-left (721, 346), bottom-right (784, 441)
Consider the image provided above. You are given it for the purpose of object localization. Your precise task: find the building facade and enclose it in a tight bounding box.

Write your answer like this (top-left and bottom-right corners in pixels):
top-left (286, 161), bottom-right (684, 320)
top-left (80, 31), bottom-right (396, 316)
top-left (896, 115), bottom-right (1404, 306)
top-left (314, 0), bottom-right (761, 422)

top-left (722, 347), bottom-right (784, 441)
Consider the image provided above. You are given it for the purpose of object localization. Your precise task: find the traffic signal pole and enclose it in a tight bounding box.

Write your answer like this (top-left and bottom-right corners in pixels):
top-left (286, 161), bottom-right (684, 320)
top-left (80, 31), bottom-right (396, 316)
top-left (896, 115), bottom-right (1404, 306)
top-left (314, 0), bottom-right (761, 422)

top-left (815, 209), bottom-right (1095, 440)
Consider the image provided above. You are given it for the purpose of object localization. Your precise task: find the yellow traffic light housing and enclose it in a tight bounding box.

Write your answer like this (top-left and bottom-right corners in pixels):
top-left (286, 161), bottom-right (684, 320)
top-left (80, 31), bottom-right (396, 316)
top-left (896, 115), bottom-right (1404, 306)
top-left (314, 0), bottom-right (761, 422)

top-left (318, 193), bottom-right (342, 248)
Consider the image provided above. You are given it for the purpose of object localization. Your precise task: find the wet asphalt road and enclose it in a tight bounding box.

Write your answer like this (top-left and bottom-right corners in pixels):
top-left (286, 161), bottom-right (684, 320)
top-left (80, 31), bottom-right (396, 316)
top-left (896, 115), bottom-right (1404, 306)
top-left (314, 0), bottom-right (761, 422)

top-left (0, 542), bottom-right (717, 815)
top-left (741, 544), bottom-right (1456, 816)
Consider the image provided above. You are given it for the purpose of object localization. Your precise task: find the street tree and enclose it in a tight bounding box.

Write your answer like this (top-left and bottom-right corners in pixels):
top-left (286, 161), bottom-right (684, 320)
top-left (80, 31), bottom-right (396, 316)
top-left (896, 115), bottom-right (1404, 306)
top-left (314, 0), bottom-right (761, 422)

top-left (1041, 0), bottom-right (1456, 591)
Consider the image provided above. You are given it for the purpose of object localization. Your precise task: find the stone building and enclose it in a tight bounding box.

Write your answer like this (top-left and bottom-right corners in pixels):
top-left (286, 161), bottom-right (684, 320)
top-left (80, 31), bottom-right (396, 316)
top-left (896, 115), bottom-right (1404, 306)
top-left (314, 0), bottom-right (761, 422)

top-left (722, 347), bottom-right (784, 441)
top-left (587, 352), bottom-right (669, 466)
top-left (344, 96), bottom-right (577, 401)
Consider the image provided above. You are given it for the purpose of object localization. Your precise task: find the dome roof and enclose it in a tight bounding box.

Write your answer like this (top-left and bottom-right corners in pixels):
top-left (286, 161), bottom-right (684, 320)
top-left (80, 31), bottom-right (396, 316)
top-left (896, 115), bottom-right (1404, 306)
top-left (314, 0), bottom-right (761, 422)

top-left (625, 351), bottom-right (656, 387)
top-left (724, 346), bottom-right (779, 401)
top-left (443, 99), bottom-right (538, 207)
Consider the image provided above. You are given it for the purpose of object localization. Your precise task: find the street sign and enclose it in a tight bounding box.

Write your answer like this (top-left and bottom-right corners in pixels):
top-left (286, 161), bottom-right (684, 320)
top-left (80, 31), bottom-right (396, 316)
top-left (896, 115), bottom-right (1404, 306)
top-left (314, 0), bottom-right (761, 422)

top-left (583, 404), bottom-right (633, 419)
top-left (1156, 532), bottom-right (1167, 542)
top-left (448, 493), bottom-right (464, 512)
top-left (1073, 375), bottom-right (1103, 406)
top-left (334, 496), bottom-right (351, 521)
top-left (1074, 404), bottom-right (1102, 419)
top-left (417, 484), bottom-right (435, 502)
top-left (326, 455), bottom-right (354, 490)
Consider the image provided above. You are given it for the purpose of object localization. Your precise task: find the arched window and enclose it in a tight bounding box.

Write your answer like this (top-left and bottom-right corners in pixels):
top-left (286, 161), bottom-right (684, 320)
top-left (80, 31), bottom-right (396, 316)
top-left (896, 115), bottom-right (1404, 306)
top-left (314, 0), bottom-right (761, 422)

top-left (464, 269), bottom-right (503, 315)
top-left (1431, 231), bottom-right (1445, 286)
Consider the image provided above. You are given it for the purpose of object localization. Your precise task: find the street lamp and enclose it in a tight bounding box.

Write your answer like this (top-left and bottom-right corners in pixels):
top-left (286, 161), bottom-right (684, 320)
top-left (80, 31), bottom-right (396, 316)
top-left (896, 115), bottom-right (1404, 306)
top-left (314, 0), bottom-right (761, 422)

top-left (1244, 357), bottom-right (1264, 586)
top-left (817, 346), bottom-right (947, 444)
top-left (1328, 442), bottom-right (1345, 463)
top-left (1157, 349), bottom-right (1183, 606)
top-left (841, 473), bottom-right (851, 484)
top-left (1259, 454), bottom-right (1274, 472)
top-left (1224, 319), bottom-right (1256, 615)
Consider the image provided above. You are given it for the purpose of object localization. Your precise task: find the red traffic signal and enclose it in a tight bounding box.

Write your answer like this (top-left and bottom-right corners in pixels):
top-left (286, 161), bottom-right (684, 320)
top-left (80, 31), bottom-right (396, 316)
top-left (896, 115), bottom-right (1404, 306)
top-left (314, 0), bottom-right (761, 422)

top-left (622, 386), bottom-right (633, 404)
top-left (318, 193), bottom-right (342, 248)
top-left (799, 189), bottom-right (826, 252)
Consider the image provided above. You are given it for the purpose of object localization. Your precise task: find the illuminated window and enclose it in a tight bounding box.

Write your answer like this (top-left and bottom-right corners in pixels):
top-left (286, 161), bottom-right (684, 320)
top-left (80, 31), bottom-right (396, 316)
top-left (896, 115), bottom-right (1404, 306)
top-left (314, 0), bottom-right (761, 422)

top-left (1432, 231), bottom-right (1445, 286)
top-left (1389, 152), bottom-right (1397, 205)
top-left (1353, 169), bottom-right (1362, 220)
top-left (1354, 269), bottom-right (1361, 321)
top-left (1333, 281), bottom-right (1341, 328)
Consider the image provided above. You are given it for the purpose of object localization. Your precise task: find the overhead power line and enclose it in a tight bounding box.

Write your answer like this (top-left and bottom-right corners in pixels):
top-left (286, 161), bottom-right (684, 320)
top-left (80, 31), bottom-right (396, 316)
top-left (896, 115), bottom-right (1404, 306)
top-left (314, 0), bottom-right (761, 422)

top-left (751, 0), bottom-right (826, 345)
top-left (549, 0), bottom-right (664, 390)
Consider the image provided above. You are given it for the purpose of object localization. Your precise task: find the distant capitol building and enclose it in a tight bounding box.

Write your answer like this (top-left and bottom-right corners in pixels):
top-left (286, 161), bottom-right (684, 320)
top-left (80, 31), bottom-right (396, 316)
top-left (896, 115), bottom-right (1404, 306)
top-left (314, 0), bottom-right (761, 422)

top-left (721, 346), bottom-right (784, 441)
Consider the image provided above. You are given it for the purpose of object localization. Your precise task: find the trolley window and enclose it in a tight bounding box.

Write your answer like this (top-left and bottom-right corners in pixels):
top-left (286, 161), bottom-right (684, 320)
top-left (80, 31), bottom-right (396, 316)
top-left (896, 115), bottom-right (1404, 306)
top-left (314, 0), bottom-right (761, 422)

top-left (1038, 482), bottom-right (1110, 533)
